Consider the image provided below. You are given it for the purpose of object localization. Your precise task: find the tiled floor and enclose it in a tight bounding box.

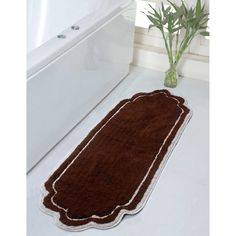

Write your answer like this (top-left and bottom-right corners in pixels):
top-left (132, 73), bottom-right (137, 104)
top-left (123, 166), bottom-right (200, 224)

top-left (27, 66), bottom-right (209, 236)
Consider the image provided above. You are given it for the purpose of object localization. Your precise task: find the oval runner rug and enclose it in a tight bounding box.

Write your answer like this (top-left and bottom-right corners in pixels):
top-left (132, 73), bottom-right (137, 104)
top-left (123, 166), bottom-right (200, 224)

top-left (41, 89), bottom-right (192, 231)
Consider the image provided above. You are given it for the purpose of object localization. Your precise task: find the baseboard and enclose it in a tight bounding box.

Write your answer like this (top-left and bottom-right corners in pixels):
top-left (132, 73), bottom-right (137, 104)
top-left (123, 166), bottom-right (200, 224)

top-left (132, 43), bottom-right (209, 81)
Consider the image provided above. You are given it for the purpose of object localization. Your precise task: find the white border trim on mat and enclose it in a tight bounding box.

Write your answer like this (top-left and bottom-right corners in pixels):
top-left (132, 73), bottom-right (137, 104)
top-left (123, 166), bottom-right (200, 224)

top-left (40, 90), bottom-right (192, 231)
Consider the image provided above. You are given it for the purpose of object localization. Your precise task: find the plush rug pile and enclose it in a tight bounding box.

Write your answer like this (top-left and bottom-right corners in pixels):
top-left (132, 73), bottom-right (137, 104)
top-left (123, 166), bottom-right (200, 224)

top-left (41, 89), bottom-right (191, 231)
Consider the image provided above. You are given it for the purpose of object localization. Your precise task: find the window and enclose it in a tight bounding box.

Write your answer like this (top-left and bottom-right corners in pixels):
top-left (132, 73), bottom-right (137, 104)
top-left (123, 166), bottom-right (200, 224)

top-left (134, 0), bottom-right (209, 56)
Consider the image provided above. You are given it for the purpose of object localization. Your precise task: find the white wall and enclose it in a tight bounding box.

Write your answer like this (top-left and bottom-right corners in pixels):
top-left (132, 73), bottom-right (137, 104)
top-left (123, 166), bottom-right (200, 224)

top-left (132, 0), bottom-right (209, 80)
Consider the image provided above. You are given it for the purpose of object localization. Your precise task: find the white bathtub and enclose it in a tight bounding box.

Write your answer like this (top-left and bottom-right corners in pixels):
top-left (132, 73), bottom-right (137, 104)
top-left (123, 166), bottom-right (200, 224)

top-left (27, 0), bottom-right (136, 171)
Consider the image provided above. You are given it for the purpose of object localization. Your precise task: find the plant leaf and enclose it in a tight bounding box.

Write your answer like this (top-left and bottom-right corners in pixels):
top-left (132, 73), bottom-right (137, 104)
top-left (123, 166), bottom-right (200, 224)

top-left (181, 0), bottom-right (188, 15)
top-left (166, 6), bottom-right (171, 13)
top-left (162, 18), bottom-right (168, 25)
top-left (148, 4), bottom-right (161, 20)
top-left (172, 26), bottom-right (183, 33)
top-left (200, 31), bottom-right (209, 36)
top-left (196, 0), bottom-right (201, 16)
top-left (161, 2), bottom-right (165, 14)
top-left (148, 24), bottom-right (156, 31)
top-left (167, 15), bottom-right (172, 32)
top-left (146, 15), bottom-right (159, 26)
top-left (167, 0), bottom-right (179, 12)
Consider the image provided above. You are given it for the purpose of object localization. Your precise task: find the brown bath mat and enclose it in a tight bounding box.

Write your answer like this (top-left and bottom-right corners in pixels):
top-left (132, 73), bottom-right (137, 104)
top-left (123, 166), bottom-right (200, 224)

top-left (41, 89), bottom-right (191, 231)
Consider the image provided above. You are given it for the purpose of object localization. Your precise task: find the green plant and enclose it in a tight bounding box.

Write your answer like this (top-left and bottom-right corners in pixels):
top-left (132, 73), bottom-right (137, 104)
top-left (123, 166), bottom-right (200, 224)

top-left (143, 0), bottom-right (209, 87)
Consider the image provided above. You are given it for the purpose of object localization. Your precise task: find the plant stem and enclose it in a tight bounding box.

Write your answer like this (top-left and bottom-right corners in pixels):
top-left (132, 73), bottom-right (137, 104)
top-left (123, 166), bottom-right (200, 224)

top-left (168, 33), bottom-right (173, 65)
top-left (174, 32), bottom-right (195, 66)
top-left (161, 30), bottom-right (172, 65)
top-left (175, 31), bottom-right (179, 58)
top-left (174, 40), bottom-right (188, 66)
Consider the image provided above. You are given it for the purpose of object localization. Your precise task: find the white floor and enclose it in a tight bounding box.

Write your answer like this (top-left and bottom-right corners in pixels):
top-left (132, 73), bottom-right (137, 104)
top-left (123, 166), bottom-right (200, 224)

top-left (27, 66), bottom-right (209, 236)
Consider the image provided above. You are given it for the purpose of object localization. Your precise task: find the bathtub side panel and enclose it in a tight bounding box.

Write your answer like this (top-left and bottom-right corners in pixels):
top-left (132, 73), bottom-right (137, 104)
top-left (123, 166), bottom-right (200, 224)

top-left (27, 4), bottom-right (136, 171)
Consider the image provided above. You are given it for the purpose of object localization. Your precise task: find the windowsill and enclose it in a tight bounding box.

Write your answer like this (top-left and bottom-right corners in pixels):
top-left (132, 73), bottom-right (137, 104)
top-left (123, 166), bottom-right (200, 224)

top-left (134, 43), bottom-right (209, 62)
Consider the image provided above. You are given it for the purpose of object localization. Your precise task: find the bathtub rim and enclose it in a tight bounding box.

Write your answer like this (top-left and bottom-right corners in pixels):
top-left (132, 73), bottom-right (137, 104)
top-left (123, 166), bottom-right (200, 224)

top-left (27, 0), bottom-right (135, 78)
